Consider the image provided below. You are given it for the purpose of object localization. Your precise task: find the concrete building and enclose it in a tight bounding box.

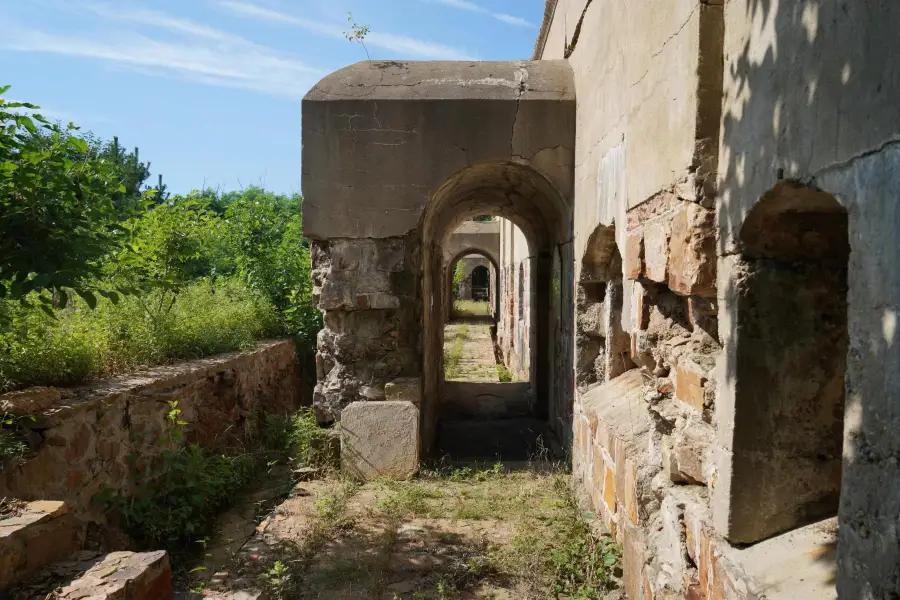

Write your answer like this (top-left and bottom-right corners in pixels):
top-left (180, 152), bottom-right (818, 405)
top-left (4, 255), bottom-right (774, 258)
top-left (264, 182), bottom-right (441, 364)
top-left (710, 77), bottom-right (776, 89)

top-left (302, 1), bottom-right (900, 597)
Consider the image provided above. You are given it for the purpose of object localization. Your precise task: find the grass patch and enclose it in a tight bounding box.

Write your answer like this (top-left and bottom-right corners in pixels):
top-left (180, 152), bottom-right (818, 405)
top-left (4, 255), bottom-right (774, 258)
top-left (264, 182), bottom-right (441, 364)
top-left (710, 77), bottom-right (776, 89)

top-left (453, 300), bottom-right (490, 316)
top-left (443, 324), bottom-right (468, 380)
top-left (373, 466), bottom-right (621, 599)
top-left (496, 363), bottom-right (514, 383)
top-left (0, 277), bottom-right (279, 393)
top-left (266, 408), bottom-right (338, 470)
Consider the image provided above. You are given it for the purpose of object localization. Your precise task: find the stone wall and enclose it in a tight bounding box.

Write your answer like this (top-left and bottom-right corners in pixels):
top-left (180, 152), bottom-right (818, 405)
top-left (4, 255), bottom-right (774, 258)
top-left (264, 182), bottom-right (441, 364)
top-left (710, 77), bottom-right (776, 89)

top-left (0, 341), bottom-right (302, 521)
top-left (531, 0), bottom-right (897, 597)
top-left (311, 236), bottom-right (422, 423)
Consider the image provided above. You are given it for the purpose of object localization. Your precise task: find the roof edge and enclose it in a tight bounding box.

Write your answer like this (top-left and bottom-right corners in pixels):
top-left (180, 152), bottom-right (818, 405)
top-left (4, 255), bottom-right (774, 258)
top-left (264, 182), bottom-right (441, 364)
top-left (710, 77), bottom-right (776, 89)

top-left (532, 0), bottom-right (560, 60)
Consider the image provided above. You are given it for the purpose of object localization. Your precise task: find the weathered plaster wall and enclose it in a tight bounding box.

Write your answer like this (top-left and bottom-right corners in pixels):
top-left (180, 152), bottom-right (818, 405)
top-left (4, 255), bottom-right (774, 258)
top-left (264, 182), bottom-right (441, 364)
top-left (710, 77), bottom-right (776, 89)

top-left (533, 0), bottom-right (899, 597)
top-left (497, 218), bottom-right (533, 381)
top-left (712, 1), bottom-right (900, 596)
top-left (0, 341), bottom-right (302, 521)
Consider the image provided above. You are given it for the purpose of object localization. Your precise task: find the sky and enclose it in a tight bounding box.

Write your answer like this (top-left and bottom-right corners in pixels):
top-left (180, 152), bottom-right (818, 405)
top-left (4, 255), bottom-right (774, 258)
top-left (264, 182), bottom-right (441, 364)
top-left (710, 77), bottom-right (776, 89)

top-left (0, 0), bottom-right (544, 196)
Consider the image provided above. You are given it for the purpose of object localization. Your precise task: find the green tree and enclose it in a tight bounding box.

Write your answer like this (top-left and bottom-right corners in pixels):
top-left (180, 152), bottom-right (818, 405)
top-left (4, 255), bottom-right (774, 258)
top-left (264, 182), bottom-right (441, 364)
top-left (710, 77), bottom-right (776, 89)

top-left (106, 195), bottom-right (219, 319)
top-left (223, 188), bottom-right (319, 345)
top-left (0, 86), bottom-right (140, 314)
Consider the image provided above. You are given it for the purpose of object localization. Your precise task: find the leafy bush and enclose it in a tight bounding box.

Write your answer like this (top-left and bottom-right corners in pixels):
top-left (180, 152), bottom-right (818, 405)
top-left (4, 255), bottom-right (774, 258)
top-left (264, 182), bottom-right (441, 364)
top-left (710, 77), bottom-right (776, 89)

top-left (0, 87), bottom-right (148, 307)
top-left (0, 278), bottom-right (278, 392)
top-left (267, 409), bottom-right (337, 470)
top-left (100, 402), bottom-right (255, 547)
top-left (0, 87), bottom-right (322, 393)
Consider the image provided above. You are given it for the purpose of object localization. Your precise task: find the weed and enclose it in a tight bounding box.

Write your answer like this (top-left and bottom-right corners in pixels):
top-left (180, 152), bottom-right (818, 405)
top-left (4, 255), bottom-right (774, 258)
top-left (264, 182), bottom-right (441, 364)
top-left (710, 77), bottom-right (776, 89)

top-left (453, 300), bottom-right (490, 316)
top-left (0, 413), bottom-right (34, 465)
top-left (97, 401), bottom-right (255, 548)
top-left (266, 408), bottom-right (337, 470)
top-left (443, 325), bottom-right (468, 380)
top-left (496, 363), bottom-right (514, 383)
top-left (262, 560), bottom-right (291, 600)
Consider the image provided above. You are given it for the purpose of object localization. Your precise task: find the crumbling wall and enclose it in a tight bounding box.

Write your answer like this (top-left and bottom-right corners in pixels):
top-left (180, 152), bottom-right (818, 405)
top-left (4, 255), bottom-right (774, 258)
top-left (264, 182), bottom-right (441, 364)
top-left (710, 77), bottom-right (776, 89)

top-left (534, 0), bottom-right (900, 596)
top-left (311, 236), bottom-right (422, 422)
top-left (0, 341), bottom-right (301, 520)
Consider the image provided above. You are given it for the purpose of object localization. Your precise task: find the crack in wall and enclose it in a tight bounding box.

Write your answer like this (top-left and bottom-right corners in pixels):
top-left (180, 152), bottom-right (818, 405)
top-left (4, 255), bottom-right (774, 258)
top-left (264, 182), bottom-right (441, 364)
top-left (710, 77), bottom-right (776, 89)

top-left (564, 0), bottom-right (594, 59)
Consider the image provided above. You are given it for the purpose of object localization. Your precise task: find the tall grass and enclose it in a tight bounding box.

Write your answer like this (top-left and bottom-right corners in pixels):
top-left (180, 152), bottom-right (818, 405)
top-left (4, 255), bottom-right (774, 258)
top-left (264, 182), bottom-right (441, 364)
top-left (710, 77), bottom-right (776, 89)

top-left (0, 277), bottom-right (279, 392)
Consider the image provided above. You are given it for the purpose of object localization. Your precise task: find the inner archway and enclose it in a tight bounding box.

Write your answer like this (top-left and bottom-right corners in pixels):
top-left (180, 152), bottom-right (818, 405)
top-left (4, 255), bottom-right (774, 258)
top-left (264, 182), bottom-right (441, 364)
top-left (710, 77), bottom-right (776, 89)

top-left (421, 161), bottom-right (573, 458)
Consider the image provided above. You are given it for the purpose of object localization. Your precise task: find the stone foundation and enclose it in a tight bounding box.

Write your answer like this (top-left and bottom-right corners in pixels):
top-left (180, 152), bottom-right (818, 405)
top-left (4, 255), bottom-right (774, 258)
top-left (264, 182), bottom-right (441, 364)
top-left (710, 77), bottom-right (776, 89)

top-left (0, 340), bottom-right (302, 521)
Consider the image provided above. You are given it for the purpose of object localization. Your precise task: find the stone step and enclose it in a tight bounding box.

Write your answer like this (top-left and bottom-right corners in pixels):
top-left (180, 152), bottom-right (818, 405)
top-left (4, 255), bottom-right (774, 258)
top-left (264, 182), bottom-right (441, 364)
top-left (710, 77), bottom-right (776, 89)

top-left (7, 550), bottom-right (172, 600)
top-left (0, 500), bottom-right (84, 590)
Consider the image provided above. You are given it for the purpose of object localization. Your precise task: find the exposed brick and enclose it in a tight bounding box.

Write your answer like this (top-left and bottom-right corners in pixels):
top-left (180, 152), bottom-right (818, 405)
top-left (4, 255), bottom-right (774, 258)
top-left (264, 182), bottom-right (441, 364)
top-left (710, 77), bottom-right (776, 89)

top-left (622, 524), bottom-right (645, 600)
top-left (667, 202), bottom-right (716, 298)
top-left (643, 220), bottom-right (670, 283)
top-left (675, 360), bottom-right (708, 413)
top-left (603, 464), bottom-right (616, 512)
top-left (624, 231), bottom-right (644, 280)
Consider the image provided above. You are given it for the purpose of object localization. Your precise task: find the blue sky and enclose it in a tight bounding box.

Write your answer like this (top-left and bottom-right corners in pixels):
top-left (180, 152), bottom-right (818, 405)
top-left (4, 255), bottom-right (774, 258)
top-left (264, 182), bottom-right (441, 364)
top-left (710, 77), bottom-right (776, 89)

top-left (0, 0), bottom-right (544, 195)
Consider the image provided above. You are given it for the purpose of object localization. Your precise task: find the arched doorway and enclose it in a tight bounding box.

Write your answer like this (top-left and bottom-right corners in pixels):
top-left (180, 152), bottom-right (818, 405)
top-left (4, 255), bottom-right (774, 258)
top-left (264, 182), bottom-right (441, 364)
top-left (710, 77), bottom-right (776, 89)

top-left (421, 162), bottom-right (573, 458)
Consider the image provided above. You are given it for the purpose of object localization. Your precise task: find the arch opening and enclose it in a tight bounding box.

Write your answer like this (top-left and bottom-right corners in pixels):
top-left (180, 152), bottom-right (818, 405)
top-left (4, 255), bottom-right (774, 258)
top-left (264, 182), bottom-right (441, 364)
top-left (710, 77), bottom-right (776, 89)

top-left (421, 162), bottom-right (573, 459)
top-left (575, 223), bottom-right (635, 393)
top-left (717, 182), bottom-right (849, 544)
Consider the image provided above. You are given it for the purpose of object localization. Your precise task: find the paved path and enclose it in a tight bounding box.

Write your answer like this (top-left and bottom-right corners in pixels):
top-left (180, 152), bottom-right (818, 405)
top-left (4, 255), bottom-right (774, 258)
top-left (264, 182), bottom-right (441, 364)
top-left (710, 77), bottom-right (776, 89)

top-left (444, 320), bottom-right (499, 382)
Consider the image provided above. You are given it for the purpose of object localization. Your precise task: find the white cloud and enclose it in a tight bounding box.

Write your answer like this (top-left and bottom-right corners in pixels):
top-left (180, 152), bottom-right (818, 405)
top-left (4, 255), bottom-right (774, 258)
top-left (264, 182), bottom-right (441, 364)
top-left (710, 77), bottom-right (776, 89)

top-left (214, 0), bottom-right (478, 60)
top-left (430, 0), bottom-right (534, 28)
top-left (1, 25), bottom-right (322, 99)
top-left (493, 13), bottom-right (533, 28)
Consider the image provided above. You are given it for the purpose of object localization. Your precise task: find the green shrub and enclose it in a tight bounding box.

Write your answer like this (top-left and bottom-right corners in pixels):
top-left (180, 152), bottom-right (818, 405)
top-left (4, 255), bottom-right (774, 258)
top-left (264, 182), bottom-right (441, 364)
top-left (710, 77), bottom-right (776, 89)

top-left (267, 408), bottom-right (337, 470)
top-left (0, 277), bottom-right (278, 392)
top-left (99, 402), bottom-right (255, 547)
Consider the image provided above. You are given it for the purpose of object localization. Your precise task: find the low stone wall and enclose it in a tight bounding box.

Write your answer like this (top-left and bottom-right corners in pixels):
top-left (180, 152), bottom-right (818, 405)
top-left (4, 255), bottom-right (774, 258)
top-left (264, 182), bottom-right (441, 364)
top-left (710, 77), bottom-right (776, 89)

top-left (0, 340), bottom-right (302, 521)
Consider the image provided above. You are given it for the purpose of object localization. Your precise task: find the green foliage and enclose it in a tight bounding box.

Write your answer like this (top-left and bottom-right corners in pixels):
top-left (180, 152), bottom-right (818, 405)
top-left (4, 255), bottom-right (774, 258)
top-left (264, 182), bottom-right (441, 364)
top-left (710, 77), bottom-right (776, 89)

top-left (0, 86), bottom-right (149, 309)
top-left (497, 364), bottom-right (514, 383)
top-left (343, 12), bottom-right (371, 60)
top-left (0, 413), bottom-right (33, 465)
top-left (266, 409), bottom-right (336, 470)
top-left (452, 261), bottom-right (466, 294)
top-left (0, 277), bottom-right (278, 392)
top-left (100, 401), bottom-right (255, 547)
top-left (223, 188), bottom-right (320, 349)
top-left (547, 479), bottom-right (620, 599)
top-left (0, 91), bottom-right (322, 393)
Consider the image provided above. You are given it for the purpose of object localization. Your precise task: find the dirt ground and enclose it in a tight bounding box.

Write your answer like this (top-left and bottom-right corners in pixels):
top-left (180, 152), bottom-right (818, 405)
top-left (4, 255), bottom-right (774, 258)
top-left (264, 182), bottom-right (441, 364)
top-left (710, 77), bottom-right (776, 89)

top-left (182, 465), bottom-right (622, 600)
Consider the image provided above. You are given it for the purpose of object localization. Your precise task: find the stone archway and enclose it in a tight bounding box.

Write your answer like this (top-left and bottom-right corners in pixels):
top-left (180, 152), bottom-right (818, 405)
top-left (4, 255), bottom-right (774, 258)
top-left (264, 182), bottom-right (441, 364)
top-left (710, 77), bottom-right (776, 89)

top-left (302, 60), bottom-right (575, 464)
top-left (444, 248), bottom-right (499, 320)
top-left (714, 182), bottom-right (849, 544)
top-left (421, 161), bottom-right (573, 454)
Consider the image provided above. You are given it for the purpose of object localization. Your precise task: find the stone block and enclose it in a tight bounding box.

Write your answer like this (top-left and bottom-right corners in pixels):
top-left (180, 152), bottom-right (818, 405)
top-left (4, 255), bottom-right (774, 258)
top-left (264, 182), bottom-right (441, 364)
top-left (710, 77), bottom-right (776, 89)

top-left (54, 550), bottom-right (173, 600)
top-left (0, 501), bottom-right (83, 590)
top-left (603, 464), bottom-right (616, 512)
top-left (673, 421), bottom-right (714, 484)
top-left (674, 359), bottom-right (708, 413)
top-left (622, 524), bottom-right (646, 600)
top-left (384, 377), bottom-right (422, 407)
top-left (624, 231), bottom-right (644, 280)
top-left (341, 401), bottom-right (419, 480)
top-left (667, 202), bottom-right (716, 298)
top-left (643, 220), bottom-right (670, 283)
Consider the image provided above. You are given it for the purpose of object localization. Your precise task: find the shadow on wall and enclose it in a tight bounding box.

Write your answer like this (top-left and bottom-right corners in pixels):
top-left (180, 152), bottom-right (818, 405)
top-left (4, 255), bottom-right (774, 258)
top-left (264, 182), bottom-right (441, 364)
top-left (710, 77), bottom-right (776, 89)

top-left (716, 0), bottom-right (900, 596)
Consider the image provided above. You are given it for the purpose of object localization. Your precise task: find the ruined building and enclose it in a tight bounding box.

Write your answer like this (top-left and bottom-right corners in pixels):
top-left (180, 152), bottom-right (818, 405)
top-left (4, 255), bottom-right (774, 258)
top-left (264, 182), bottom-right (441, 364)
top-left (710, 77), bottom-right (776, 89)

top-left (302, 1), bottom-right (900, 598)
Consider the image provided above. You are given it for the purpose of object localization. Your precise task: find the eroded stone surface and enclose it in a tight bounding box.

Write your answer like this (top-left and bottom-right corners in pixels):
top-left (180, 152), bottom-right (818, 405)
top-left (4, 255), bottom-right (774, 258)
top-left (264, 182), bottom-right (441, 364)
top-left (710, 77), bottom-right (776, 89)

top-left (341, 402), bottom-right (419, 481)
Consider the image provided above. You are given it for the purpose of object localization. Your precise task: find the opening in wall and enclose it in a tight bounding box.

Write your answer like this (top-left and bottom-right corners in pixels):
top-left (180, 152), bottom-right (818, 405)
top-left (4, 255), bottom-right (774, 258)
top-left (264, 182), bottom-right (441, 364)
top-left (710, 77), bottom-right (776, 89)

top-left (720, 182), bottom-right (849, 544)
